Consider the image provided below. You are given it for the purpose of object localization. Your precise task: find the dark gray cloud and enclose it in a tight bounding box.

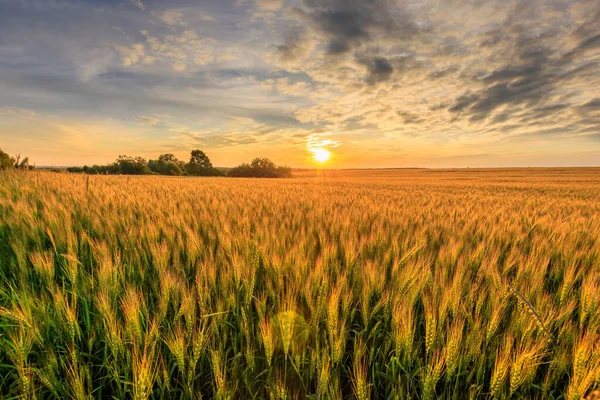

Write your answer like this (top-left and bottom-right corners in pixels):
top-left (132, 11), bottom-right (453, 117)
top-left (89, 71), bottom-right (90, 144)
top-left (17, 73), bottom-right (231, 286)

top-left (580, 98), bottom-right (600, 111)
top-left (274, 0), bottom-right (427, 84)
top-left (274, 0), bottom-right (600, 148)
top-left (443, 0), bottom-right (600, 134)
top-left (301, 0), bottom-right (422, 55)
top-left (564, 32), bottom-right (600, 60)
top-left (570, 6), bottom-right (600, 41)
top-left (397, 111), bottom-right (424, 124)
top-left (357, 56), bottom-right (394, 85)
top-left (428, 66), bottom-right (459, 79)
top-left (276, 26), bottom-right (309, 61)
top-left (448, 93), bottom-right (478, 113)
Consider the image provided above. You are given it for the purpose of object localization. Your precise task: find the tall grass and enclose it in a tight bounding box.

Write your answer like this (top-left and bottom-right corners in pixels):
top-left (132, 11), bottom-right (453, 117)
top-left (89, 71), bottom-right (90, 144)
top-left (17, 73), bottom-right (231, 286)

top-left (0, 168), bottom-right (599, 399)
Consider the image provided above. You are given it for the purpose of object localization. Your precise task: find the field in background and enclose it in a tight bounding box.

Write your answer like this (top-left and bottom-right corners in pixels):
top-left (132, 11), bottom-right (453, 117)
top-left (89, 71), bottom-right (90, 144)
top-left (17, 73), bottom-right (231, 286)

top-left (1, 169), bottom-right (599, 399)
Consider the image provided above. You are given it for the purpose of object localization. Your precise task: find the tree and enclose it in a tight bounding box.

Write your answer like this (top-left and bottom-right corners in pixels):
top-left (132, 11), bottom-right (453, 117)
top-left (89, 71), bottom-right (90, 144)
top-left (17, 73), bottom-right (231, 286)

top-left (18, 157), bottom-right (29, 170)
top-left (148, 159), bottom-right (160, 174)
top-left (162, 162), bottom-right (182, 176)
top-left (186, 149), bottom-right (218, 176)
top-left (251, 158), bottom-right (276, 170)
top-left (114, 155), bottom-right (151, 175)
top-left (0, 149), bottom-right (32, 170)
top-left (0, 148), bottom-right (13, 170)
top-left (158, 153), bottom-right (178, 164)
top-left (150, 154), bottom-right (186, 175)
top-left (189, 150), bottom-right (213, 168)
top-left (250, 157), bottom-right (278, 177)
top-left (89, 164), bottom-right (115, 174)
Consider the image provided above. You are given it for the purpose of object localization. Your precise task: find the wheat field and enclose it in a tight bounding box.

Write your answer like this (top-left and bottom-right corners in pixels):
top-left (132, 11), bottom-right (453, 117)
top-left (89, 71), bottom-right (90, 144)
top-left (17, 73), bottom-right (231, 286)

top-left (0, 168), bottom-right (599, 399)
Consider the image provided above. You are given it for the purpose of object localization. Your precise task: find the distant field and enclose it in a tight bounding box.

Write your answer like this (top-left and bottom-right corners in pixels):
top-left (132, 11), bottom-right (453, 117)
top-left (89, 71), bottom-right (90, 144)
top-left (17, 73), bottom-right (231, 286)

top-left (0, 169), bottom-right (599, 399)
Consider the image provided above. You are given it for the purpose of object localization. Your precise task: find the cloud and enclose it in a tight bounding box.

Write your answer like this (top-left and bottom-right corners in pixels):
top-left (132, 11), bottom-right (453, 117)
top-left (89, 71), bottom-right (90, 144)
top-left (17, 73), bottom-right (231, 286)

top-left (256, 0), bottom-right (284, 11)
top-left (0, 107), bottom-right (38, 120)
top-left (276, 26), bottom-right (311, 62)
top-left (306, 134), bottom-right (341, 149)
top-left (276, 0), bottom-right (600, 144)
top-left (357, 56), bottom-right (394, 85)
top-left (397, 111), bottom-right (424, 124)
top-left (129, 0), bottom-right (144, 11)
top-left (136, 114), bottom-right (171, 126)
top-left (110, 27), bottom-right (239, 72)
top-left (200, 13), bottom-right (218, 22)
top-left (428, 66), bottom-right (459, 79)
top-left (170, 116), bottom-right (290, 149)
top-left (175, 131), bottom-right (259, 147)
top-left (153, 9), bottom-right (187, 27)
top-left (269, 0), bottom-right (430, 86)
top-left (300, 0), bottom-right (422, 56)
top-left (111, 43), bottom-right (146, 67)
top-left (443, 1), bottom-right (599, 129)
top-left (579, 98), bottom-right (600, 111)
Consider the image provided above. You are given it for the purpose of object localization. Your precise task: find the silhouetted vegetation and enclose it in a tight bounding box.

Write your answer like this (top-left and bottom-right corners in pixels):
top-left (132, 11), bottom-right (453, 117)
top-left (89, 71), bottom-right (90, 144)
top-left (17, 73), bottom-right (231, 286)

top-left (185, 150), bottom-right (223, 176)
top-left (0, 149), bottom-right (12, 170)
top-left (229, 157), bottom-right (292, 178)
top-left (0, 148), bottom-right (32, 170)
top-left (148, 154), bottom-right (184, 176)
top-left (67, 164), bottom-right (117, 175)
top-left (115, 155), bottom-right (152, 175)
top-left (2, 148), bottom-right (292, 178)
top-left (66, 150), bottom-right (224, 176)
top-left (64, 151), bottom-right (291, 178)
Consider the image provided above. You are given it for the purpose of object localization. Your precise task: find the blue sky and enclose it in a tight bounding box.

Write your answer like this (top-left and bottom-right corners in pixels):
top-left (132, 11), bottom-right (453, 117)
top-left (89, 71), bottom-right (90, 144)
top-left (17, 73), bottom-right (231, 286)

top-left (0, 0), bottom-right (599, 167)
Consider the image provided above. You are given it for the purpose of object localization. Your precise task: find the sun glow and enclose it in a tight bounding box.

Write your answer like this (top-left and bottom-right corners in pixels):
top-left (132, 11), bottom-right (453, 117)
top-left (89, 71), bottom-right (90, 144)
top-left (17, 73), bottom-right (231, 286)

top-left (311, 147), bottom-right (331, 163)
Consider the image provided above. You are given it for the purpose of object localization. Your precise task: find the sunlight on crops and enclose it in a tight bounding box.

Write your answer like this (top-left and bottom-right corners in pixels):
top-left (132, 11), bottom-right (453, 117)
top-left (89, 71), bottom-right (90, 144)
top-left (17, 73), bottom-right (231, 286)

top-left (0, 169), bottom-right (599, 399)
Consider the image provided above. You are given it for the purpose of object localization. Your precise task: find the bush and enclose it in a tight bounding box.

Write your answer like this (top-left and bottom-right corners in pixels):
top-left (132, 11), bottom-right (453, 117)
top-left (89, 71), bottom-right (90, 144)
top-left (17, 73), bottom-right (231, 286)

top-left (276, 165), bottom-right (292, 178)
top-left (162, 162), bottom-right (183, 176)
top-left (228, 163), bottom-right (253, 177)
top-left (67, 167), bottom-right (84, 173)
top-left (115, 155), bottom-right (151, 175)
top-left (228, 158), bottom-right (292, 178)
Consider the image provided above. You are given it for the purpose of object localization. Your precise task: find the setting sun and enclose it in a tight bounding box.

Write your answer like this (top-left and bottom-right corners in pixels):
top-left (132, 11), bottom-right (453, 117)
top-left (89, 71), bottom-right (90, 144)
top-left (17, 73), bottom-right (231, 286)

top-left (311, 147), bottom-right (331, 163)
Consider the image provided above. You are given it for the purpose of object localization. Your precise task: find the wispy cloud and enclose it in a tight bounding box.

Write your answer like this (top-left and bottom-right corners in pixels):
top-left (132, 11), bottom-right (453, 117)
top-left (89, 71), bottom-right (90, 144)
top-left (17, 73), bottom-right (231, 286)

top-left (129, 0), bottom-right (145, 11)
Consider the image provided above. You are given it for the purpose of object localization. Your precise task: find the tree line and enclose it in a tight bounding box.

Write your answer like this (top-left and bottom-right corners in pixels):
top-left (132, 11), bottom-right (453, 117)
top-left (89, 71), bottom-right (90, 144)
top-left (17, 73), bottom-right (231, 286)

top-left (64, 150), bottom-right (292, 178)
top-left (1, 148), bottom-right (292, 178)
top-left (0, 148), bottom-right (32, 170)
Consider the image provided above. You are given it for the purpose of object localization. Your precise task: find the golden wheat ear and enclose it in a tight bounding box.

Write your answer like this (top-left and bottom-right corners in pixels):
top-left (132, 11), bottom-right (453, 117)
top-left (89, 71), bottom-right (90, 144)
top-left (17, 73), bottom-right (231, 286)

top-left (507, 285), bottom-right (552, 341)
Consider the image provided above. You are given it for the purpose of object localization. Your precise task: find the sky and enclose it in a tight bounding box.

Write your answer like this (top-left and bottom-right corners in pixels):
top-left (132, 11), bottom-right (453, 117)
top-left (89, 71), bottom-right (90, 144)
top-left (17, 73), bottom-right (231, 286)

top-left (0, 0), bottom-right (599, 168)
